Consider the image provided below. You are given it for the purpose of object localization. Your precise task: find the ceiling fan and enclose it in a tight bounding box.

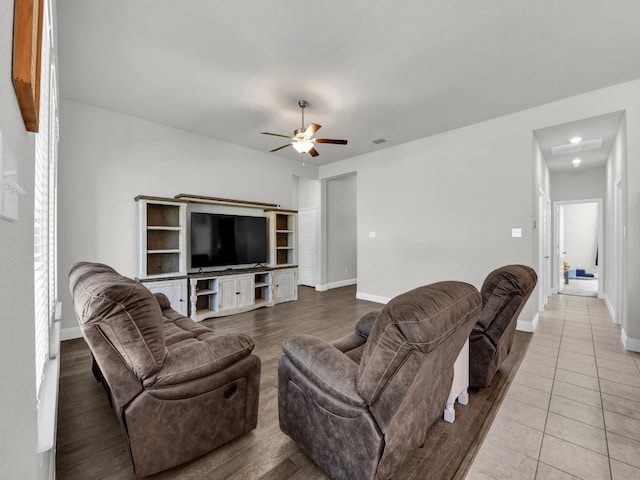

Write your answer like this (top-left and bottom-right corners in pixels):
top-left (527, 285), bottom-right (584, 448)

top-left (261, 100), bottom-right (348, 157)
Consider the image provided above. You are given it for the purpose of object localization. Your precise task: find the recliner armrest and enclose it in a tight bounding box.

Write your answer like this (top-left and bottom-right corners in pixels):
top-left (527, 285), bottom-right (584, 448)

top-left (355, 310), bottom-right (379, 338)
top-left (282, 335), bottom-right (364, 407)
top-left (153, 292), bottom-right (172, 310)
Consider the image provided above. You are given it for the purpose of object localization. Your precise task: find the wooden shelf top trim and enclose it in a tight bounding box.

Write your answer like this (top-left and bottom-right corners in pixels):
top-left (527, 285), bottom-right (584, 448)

top-left (136, 194), bottom-right (298, 213)
top-left (265, 208), bottom-right (298, 214)
top-left (175, 193), bottom-right (280, 209)
top-left (135, 195), bottom-right (188, 203)
top-left (137, 275), bottom-right (188, 282)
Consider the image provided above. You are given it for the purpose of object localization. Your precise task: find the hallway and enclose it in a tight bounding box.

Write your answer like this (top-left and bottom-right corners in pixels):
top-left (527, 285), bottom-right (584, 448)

top-left (466, 294), bottom-right (640, 479)
top-left (560, 278), bottom-right (599, 298)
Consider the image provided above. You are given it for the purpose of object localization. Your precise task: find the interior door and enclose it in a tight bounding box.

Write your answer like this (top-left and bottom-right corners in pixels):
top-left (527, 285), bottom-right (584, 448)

top-left (558, 204), bottom-right (566, 290)
top-left (544, 195), bottom-right (552, 301)
top-left (539, 192), bottom-right (551, 308)
top-left (298, 208), bottom-right (317, 287)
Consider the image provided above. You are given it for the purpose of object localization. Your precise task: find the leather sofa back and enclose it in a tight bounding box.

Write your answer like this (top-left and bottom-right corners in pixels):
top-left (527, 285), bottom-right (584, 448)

top-left (69, 262), bottom-right (166, 381)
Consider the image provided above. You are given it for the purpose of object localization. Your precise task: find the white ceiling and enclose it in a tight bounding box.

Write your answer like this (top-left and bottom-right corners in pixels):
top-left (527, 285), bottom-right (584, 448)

top-left (56, 1), bottom-right (640, 167)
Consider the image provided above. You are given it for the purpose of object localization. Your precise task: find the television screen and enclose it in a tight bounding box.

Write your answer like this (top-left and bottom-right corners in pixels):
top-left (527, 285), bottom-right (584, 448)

top-left (190, 212), bottom-right (267, 269)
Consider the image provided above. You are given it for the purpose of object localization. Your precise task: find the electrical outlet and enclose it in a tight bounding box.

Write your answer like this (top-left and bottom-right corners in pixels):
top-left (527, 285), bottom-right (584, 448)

top-left (512, 228), bottom-right (522, 238)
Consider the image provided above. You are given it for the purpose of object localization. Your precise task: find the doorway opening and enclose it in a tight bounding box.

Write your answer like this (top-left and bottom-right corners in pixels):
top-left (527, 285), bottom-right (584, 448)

top-left (555, 200), bottom-right (603, 298)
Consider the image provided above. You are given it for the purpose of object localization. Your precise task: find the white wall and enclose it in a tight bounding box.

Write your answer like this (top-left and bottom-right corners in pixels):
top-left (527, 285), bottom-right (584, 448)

top-left (322, 114), bottom-right (536, 313)
top-left (562, 203), bottom-right (599, 275)
top-left (0, 0), bottom-right (53, 477)
top-left (296, 176), bottom-right (320, 209)
top-left (320, 79), bottom-right (640, 338)
top-left (550, 167), bottom-right (605, 201)
top-left (58, 99), bottom-right (317, 333)
top-left (325, 173), bottom-right (357, 287)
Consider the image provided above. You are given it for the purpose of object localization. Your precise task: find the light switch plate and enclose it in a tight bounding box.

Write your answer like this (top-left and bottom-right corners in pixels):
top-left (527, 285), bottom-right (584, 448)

top-left (0, 131), bottom-right (25, 222)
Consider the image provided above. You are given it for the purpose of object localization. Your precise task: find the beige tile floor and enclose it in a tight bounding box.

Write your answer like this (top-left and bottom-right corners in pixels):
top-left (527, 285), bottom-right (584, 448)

top-left (466, 293), bottom-right (640, 480)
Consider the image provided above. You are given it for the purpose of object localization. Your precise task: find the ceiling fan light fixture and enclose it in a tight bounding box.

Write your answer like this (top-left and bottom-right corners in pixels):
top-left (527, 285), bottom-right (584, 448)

top-left (261, 99), bottom-right (348, 158)
top-left (292, 139), bottom-right (314, 154)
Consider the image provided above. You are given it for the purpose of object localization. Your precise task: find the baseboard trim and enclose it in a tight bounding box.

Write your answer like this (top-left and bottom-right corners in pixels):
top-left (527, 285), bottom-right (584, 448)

top-left (356, 291), bottom-right (391, 305)
top-left (517, 312), bottom-right (539, 333)
top-left (61, 326), bottom-right (82, 341)
top-left (621, 329), bottom-right (640, 352)
top-left (316, 278), bottom-right (357, 292)
top-left (602, 293), bottom-right (619, 324)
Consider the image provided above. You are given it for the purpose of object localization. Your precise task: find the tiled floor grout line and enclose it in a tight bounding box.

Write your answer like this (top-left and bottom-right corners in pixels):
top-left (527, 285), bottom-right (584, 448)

top-left (587, 298), bottom-right (614, 480)
top-left (535, 296), bottom-right (575, 479)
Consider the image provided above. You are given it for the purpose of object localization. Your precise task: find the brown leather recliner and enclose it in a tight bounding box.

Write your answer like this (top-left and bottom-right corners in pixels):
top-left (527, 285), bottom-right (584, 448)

top-left (469, 264), bottom-right (537, 388)
top-left (278, 281), bottom-right (481, 480)
top-left (68, 262), bottom-right (261, 476)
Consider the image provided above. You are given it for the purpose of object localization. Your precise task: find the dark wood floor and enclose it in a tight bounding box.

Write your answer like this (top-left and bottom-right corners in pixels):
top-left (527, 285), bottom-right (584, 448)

top-left (56, 285), bottom-right (530, 480)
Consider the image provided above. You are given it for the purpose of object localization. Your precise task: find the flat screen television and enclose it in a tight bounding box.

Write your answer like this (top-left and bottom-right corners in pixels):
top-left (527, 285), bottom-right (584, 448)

top-left (190, 212), bottom-right (267, 269)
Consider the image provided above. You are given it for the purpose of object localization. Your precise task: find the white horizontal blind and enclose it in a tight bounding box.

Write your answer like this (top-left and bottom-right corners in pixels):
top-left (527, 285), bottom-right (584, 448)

top-left (34, 0), bottom-right (56, 398)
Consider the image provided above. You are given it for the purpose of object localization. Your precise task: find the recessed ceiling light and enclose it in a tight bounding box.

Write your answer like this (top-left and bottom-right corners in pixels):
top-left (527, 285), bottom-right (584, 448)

top-left (570, 136), bottom-right (582, 144)
top-left (572, 158), bottom-right (582, 167)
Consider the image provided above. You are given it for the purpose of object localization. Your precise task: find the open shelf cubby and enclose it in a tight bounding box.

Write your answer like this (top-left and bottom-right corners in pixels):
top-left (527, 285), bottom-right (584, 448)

top-left (137, 197), bottom-right (187, 279)
top-left (267, 210), bottom-right (297, 267)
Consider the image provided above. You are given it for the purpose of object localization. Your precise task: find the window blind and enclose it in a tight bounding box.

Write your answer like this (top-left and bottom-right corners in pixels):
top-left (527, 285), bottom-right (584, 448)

top-left (34, 0), bottom-right (56, 398)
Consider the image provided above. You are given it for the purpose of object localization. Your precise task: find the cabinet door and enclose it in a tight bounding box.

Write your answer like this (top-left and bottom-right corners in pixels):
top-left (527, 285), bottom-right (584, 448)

top-left (218, 278), bottom-right (239, 313)
top-left (143, 279), bottom-right (188, 316)
top-left (237, 276), bottom-right (255, 309)
top-left (274, 269), bottom-right (297, 304)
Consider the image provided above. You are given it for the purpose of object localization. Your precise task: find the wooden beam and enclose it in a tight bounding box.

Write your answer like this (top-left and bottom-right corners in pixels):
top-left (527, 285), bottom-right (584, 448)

top-left (12, 0), bottom-right (44, 133)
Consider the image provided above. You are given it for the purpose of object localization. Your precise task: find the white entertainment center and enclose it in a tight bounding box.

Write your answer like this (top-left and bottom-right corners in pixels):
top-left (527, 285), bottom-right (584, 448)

top-left (135, 194), bottom-right (298, 321)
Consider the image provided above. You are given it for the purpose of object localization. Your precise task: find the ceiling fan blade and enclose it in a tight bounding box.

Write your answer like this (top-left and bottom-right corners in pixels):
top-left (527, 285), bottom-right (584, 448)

top-left (262, 131), bottom-right (294, 139)
top-left (315, 138), bottom-right (348, 145)
top-left (304, 123), bottom-right (321, 137)
top-left (270, 143), bottom-right (292, 152)
top-left (308, 147), bottom-right (319, 157)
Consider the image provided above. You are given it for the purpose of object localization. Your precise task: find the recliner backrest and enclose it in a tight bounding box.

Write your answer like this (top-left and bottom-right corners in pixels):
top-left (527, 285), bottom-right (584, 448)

top-left (474, 265), bottom-right (537, 344)
top-left (69, 262), bottom-right (167, 381)
top-left (357, 281), bottom-right (481, 427)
